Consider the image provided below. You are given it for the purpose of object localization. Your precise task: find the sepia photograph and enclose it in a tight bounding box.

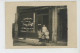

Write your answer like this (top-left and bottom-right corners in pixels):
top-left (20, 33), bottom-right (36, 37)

top-left (13, 6), bottom-right (67, 46)
top-left (5, 2), bottom-right (77, 48)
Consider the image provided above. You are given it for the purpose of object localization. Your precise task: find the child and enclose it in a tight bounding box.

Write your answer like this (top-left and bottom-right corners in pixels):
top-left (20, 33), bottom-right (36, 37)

top-left (38, 29), bottom-right (42, 42)
top-left (41, 32), bottom-right (45, 42)
top-left (45, 30), bottom-right (49, 43)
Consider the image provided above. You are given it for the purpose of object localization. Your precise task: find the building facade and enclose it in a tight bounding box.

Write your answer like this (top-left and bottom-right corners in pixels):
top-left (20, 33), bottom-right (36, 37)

top-left (13, 6), bottom-right (67, 43)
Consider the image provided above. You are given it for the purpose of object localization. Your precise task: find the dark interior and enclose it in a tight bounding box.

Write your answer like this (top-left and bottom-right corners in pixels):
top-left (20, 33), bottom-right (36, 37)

top-left (57, 8), bottom-right (67, 42)
top-left (37, 15), bottom-right (49, 30)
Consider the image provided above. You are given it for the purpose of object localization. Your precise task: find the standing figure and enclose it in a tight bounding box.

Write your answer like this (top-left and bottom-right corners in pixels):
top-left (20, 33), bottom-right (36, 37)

top-left (38, 29), bottom-right (42, 42)
top-left (42, 25), bottom-right (49, 42)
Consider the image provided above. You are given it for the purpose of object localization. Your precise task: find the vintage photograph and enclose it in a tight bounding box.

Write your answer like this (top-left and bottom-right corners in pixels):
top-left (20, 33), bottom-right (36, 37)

top-left (12, 6), bottom-right (68, 46)
top-left (5, 2), bottom-right (77, 48)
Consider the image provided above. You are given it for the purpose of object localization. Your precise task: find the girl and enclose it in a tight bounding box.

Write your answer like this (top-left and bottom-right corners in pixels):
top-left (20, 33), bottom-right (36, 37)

top-left (38, 29), bottom-right (42, 42)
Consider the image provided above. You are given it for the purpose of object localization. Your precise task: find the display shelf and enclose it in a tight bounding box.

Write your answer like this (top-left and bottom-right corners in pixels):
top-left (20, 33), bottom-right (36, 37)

top-left (20, 17), bottom-right (35, 33)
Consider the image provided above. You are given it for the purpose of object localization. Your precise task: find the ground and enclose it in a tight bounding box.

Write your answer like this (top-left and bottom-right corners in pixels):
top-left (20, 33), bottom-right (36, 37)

top-left (13, 38), bottom-right (67, 46)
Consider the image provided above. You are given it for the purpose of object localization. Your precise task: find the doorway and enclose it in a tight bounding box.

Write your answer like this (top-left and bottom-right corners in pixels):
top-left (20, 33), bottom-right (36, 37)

top-left (57, 8), bottom-right (67, 42)
top-left (37, 15), bottom-right (49, 30)
top-left (37, 14), bottom-right (50, 38)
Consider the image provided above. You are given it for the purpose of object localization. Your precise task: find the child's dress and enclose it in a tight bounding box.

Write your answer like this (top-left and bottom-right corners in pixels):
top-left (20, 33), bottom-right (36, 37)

top-left (38, 30), bottom-right (42, 39)
top-left (45, 31), bottom-right (49, 39)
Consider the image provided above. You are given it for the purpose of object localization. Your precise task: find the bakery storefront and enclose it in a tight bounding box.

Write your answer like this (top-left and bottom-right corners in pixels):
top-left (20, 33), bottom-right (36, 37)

top-left (13, 6), bottom-right (67, 42)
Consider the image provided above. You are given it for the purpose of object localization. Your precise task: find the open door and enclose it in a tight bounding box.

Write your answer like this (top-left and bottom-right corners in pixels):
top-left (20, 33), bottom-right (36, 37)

top-left (37, 15), bottom-right (49, 30)
top-left (37, 14), bottom-right (51, 40)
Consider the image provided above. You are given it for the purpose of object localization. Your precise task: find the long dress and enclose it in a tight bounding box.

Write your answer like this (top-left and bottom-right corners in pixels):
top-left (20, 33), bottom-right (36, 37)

top-left (42, 26), bottom-right (49, 39)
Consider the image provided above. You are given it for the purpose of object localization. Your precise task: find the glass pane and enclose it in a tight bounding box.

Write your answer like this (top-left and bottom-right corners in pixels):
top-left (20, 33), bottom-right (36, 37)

top-left (20, 13), bottom-right (35, 33)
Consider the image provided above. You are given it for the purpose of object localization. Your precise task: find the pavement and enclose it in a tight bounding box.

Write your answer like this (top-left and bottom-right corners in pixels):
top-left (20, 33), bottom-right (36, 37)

top-left (13, 38), bottom-right (67, 46)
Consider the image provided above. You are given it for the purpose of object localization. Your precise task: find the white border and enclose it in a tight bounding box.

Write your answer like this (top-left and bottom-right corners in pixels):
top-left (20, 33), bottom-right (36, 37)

top-left (0, 0), bottom-right (76, 1)
top-left (0, 1), bottom-right (80, 53)
top-left (5, 0), bottom-right (76, 2)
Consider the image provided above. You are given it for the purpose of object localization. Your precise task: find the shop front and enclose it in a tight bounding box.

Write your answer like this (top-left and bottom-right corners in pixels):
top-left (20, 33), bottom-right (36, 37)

top-left (13, 6), bottom-right (67, 42)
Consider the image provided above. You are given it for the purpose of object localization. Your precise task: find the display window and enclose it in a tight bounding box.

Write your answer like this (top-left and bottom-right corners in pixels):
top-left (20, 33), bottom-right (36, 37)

top-left (19, 13), bottom-right (35, 33)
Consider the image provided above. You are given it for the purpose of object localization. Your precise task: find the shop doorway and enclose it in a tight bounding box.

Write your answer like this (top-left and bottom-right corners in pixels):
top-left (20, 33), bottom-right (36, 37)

top-left (37, 14), bottom-right (51, 39)
top-left (37, 15), bottom-right (49, 30)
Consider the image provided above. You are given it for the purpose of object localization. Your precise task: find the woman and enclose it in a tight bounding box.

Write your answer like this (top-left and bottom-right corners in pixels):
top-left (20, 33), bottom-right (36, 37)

top-left (42, 25), bottom-right (49, 42)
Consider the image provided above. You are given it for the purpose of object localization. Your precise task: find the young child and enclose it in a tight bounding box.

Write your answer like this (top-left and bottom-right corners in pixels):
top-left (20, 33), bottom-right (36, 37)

top-left (38, 29), bottom-right (42, 42)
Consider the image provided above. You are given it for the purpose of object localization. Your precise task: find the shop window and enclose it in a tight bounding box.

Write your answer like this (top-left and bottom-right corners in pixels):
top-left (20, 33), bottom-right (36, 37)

top-left (19, 13), bottom-right (35, 33)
